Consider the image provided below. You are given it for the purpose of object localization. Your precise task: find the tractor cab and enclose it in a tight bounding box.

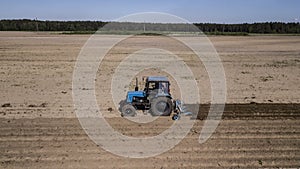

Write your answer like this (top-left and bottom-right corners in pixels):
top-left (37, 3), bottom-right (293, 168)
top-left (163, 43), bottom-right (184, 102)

top-left (144, 76), bottom-right (171, 98)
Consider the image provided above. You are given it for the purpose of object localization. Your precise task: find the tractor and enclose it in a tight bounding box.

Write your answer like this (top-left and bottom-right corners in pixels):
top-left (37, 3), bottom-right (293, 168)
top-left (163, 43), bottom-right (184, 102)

top-left (120, 76), bottom-right (187, 120)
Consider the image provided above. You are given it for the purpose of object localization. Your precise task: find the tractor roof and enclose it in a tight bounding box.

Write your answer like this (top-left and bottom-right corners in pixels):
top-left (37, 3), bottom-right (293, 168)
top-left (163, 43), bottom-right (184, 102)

top-left (147, 76), bottom-right (169, 82)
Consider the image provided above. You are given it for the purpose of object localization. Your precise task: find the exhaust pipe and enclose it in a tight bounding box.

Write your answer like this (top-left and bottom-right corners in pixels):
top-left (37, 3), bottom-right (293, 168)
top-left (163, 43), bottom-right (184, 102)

top-left (135, 77), bottom-right (139, 91)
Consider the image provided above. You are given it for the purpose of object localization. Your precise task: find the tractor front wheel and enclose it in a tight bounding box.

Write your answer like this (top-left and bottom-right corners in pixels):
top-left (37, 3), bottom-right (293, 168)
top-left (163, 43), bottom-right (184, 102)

top-left (150, 97), bottom-right (172, 116)
top-left (121, 104), bottom-right (136, 117)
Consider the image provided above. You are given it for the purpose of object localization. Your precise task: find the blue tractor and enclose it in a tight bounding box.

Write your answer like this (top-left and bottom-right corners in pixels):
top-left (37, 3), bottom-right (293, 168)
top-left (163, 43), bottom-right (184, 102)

top-left (120, 76), bottom-right (174, 117)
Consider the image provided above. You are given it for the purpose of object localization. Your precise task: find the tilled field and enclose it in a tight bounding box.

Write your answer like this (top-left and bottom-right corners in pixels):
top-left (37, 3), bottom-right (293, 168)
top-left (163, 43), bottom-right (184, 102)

top-left (0, 32), bottom-right (300, 168)
top-left (0, 104), bottom-right (300, 169)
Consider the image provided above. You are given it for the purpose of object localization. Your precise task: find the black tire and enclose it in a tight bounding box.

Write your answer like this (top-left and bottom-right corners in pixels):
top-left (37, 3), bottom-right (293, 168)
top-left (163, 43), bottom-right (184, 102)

top-left (121, 104), bottom-right (136, 117)
top-left (150, 97), bottom-right (172, 116)
top-left (118, 100), bottom-right (126, 112)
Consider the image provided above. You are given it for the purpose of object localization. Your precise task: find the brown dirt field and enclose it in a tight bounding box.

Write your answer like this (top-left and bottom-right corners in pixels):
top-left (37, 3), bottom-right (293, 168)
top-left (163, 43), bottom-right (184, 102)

top-left (0, 32), bottom-right (299, 168)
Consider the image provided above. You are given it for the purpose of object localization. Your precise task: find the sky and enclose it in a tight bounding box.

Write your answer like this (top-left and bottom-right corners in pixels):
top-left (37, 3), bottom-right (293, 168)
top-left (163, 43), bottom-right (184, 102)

top-left (0, 0), bottom-right (299, 23)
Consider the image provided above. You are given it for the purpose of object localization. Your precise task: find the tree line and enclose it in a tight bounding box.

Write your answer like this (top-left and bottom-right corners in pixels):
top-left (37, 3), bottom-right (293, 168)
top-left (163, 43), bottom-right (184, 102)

top-left (195, 22), bottom-right (300, 34)
top-left (0, 19), bottom-right (299, 34)
top-left (0, 19), bottom-right (106, 32)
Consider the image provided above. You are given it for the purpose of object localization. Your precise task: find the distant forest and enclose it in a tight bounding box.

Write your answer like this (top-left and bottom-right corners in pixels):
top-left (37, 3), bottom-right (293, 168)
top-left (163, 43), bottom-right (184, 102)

top-left (0, 19), bottom-right (300, 34)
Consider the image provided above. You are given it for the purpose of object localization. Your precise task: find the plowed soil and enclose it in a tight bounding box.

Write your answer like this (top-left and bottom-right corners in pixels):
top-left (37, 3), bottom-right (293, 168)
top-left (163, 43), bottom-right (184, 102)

top-left (0, 32), bottom-right (299, 168)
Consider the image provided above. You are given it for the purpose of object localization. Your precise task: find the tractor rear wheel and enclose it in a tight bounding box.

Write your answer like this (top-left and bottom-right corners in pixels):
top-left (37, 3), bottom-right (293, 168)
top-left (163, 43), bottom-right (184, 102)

top-left (150, 97), bottom-right (172, 116)
top-left (121, 104), bottom-right (136, 117)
